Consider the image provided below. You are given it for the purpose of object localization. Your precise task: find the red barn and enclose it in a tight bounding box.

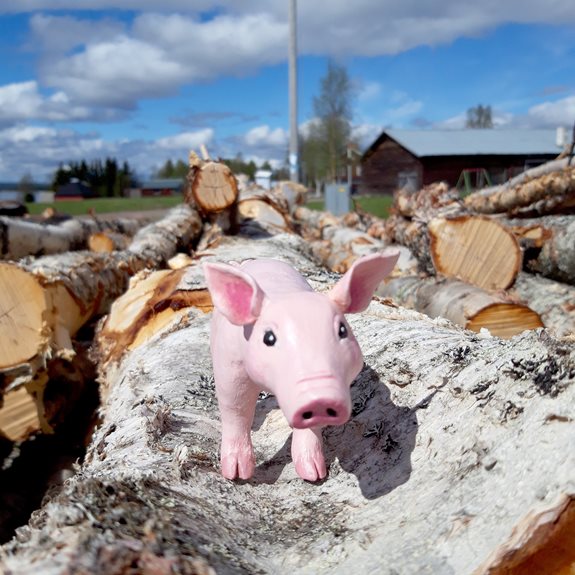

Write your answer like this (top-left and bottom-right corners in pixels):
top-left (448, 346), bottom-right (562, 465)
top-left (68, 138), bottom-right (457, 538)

top-left (360, 129), bottom-right (561, 195)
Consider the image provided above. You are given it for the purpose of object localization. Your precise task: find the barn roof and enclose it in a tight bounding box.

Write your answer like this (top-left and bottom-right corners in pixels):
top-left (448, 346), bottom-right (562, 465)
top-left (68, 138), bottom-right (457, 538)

top-left (365, 129), bottom-right (562, 158)
top-left (140, 179), bottom-right (183, 190)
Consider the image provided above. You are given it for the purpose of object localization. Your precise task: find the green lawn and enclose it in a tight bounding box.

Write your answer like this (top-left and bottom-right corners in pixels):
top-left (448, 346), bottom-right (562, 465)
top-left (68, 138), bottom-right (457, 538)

top-left (25, 196), bottom-right (183, 216)
top-left (307, 195), bottom-right (393, 219)
top-left (24, 193), bottom-right (393, 219)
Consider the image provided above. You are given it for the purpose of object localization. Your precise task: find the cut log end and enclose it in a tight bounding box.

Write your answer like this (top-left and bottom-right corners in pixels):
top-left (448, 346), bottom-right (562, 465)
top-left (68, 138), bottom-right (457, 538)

top-left (429, 216), bottom-right (522, 290)
top-left (477, 495), bottom-right (575, 575)
top-left (466, 303), bottom-right (544, 339)
top-left (189, 161), bottom-right (238, 214)
top-left (0, 264), bottom-right (48, 369)
top-left (0, 387), bottom-right (41, 441)
top-left (97, 267), bottom-right (213, 367)
top-left (88, 231), bottom-right (130, 253)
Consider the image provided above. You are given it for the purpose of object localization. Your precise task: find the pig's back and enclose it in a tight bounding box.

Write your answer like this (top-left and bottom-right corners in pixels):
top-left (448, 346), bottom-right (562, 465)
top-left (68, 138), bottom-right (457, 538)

top-left (240, 259), bottom-right (312, 296)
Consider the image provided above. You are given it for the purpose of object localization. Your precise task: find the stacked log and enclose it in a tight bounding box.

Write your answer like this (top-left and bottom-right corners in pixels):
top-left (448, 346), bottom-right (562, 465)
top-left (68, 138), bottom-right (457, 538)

top-left (380, 163), bottom-right (575, 338)
top-left (0, 204), bottom-right (202, 436)
top-left (0, 214), bottom-right (144, 260)
top-left (1, 230), bottom-right (573, 574)
top-left (464, 157), bottom-right (575, 216)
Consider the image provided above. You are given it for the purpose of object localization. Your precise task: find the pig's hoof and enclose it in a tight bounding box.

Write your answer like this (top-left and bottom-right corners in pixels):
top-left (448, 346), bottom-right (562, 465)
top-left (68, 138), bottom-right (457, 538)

top-left (220, 443), bottom-right (255, 480)
top-left (294, 456), bottom-right (327, 482)
top-left (291, 428), bottom-right (326, 482)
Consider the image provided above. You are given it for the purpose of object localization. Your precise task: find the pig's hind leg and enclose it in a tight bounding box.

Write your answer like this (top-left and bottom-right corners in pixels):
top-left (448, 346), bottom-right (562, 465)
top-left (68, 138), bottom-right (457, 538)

top-left (216, 378), bottom-right (260, 480)
top-left (291, 428), bottom-right (327, 482)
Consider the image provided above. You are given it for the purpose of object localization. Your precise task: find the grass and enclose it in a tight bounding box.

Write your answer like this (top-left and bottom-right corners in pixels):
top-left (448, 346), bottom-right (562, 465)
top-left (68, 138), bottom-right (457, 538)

top-left (25, 196), bottom-right (183, 216)
top-left (24, 193), bottom-right (394, 219)
top-left (307, 195), bottom-right (393, 219)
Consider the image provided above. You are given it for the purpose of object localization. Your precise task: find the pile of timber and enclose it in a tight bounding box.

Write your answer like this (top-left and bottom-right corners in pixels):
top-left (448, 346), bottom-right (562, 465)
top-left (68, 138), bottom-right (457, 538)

top-left (375, 160), bottom-right (575, 339)
top-left (0, 156), bottom-right (573, 574)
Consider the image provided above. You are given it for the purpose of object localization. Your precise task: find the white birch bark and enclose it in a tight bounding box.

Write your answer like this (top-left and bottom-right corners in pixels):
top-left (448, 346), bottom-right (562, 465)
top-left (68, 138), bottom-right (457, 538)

top-left (0, 215), bottom-right (144, 261)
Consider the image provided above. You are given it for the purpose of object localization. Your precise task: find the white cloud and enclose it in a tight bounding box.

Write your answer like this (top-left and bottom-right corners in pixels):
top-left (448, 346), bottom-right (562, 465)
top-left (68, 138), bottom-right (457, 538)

top-left (0, 81), bottom-right (94, 124)
top-left (29, 13), bottom-right (124, 54)
top-left (245, 125), bottom-right (288, 147)
top-left (440, 96), bottom-right (575, 130)
top-left (33, 12), bottom-right (286, 108)
top-left (0, 124), bottom-right (217, 181)
top-left (352, 123), bottom-right (384, 148)
top-left (18, 2), bottom-right (575, 112)
top-left (525, 96), bottom-right (575, 128)
top-left (156, 129), bottom-right (215, 150)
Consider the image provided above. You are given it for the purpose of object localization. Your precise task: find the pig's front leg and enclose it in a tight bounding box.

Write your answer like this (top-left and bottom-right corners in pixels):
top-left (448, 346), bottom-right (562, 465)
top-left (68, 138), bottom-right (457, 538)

top-left (217, 381), bottom-right (260, 480)
top-left (291, 428), bottom-right (327, 482)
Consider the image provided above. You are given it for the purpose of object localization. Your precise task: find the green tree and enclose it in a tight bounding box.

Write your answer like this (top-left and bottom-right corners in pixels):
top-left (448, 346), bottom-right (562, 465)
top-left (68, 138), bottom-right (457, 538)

top-left (19, 172), bottom-right (35, 201)
top-left (300, 122), bottom-right (327, 187)
top-left (466, 104), bottom-right (494, 129)
top-left (313, 60), bottom-right (353, 182)
top-left (51, 158), bottom-right (137, 197)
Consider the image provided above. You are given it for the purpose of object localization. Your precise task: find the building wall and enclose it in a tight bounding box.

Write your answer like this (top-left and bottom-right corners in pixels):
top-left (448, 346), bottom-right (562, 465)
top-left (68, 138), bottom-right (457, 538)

top-left (422, 154), bottom-right (556, 188)
top-left (360, 138), bottom-right (423, 195)
top-left (361, 136), bottom-right (557, 195)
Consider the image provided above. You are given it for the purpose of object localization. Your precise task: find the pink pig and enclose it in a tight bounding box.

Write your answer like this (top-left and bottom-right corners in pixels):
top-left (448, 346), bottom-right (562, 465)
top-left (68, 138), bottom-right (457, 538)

top-left (203, 252), bottom-right (399, 481)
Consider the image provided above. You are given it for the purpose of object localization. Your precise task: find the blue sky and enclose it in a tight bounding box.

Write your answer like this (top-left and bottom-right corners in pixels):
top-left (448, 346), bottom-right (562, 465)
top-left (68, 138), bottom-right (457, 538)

top-left (0, 1), bottom-right (574, 182)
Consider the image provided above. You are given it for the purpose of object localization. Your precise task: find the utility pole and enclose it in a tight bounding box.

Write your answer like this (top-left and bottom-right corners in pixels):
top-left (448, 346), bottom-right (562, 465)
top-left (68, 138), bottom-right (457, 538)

top-left (288, 0), bottom-right (299, 182)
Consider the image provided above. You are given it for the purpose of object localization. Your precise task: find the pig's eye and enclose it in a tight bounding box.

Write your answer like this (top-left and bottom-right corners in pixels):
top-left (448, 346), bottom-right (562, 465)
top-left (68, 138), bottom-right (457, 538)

top-left (338, 322), bottom-right (348, 339)
top-left (263, 330), bottom-right (277, 347)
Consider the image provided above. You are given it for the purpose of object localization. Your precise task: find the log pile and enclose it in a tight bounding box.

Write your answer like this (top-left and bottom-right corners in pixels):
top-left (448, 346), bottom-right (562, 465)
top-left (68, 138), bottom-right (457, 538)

top-left (0, 156), bottom-right (573, 574)
top-left (0, 213), bottom-right (145, 260)
top-left (378, 162), bottom-right (575, 339)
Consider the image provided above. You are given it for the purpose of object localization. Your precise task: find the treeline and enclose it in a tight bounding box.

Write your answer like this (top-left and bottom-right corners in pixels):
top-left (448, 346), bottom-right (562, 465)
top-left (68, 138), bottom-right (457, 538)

top-left (52, 158), bottom-right (138, 197)
top-left (154, 156), bottom-right (289, 182)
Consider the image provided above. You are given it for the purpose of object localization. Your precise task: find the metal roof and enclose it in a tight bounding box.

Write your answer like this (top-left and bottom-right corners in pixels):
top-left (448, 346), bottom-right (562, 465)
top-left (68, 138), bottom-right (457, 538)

top-left (140, 178), bottom-right (183, 189)
top-left (369, 129), bottom-right (561, 157)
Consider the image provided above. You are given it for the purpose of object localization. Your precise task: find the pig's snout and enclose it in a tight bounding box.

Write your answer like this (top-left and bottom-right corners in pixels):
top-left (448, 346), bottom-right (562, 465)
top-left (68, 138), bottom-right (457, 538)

top-left (292, 397), bottom-right (350, 429)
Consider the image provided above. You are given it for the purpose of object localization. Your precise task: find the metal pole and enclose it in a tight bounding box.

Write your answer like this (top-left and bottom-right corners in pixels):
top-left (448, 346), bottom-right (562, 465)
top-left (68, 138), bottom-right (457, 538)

top-left (288, 0), bottom-right (299, 182)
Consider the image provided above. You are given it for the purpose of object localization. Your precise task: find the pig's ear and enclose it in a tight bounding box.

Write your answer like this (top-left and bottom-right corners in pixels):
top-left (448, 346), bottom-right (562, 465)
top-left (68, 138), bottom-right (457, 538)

top-left (203, 262), bottom-right (264, 325)
top-left (329, 251), bottom-right (400, 313)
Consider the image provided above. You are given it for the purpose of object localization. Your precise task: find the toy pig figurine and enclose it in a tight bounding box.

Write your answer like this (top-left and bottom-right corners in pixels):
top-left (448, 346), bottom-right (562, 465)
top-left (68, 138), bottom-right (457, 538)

top-left (203, 252), bottom-right (399, 481)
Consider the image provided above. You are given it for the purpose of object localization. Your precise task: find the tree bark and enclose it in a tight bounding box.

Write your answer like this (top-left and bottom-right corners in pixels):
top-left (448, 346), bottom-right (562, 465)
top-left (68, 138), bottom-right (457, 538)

top-left (464, 161), bottom-right (575, 215)
top-left (511, 272), bottom-right (575, 338)
top-left (1, 232), bottom-right (573, 575)
top-left (237, 190), bottom-right (293, 235)
top-left (293, 205), bottom-right (395, 273)
top-left (88, 231), bottom-right (131, 253)
top-left (378, 276), bottom-right (543, 338)
top-left (501, 215), bottom-right (575, 285)
top-left (0, 205), bottom-right (202, 429)
top-left (393, 181), bottom-right (460, 218)
top-left (0, 215), bottom-right (144, 261)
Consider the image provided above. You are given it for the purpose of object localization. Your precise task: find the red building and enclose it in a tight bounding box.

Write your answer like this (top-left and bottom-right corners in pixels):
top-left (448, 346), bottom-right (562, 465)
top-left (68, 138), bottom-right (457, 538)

top-left (360, 129), bottom-right (561, 195)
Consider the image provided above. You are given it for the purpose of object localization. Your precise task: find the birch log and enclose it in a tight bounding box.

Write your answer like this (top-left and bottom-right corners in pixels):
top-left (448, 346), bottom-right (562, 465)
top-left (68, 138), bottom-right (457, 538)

top-left (0, 215), bottom-right (143, 260)
top-left (464, 161), bottom-right (575, 215)
top-left (185, 155), bottom-right (239, 238)
top-left (1, 233), bottom-right (573, 575)
top-left (502, 215), bottom-right (575, 285)
top-left (237, 189), bottom-right (293, 235)
top-left (511, 272), bottom-right (575, 337)
top-left (88, 231), bottom-right (131, 253)
top-left (378, 276), bottom-right (544, 338)
top-left (385, 213), bottom-right (523, 288)
top-left (0, 205), bottom-right (202, 429)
